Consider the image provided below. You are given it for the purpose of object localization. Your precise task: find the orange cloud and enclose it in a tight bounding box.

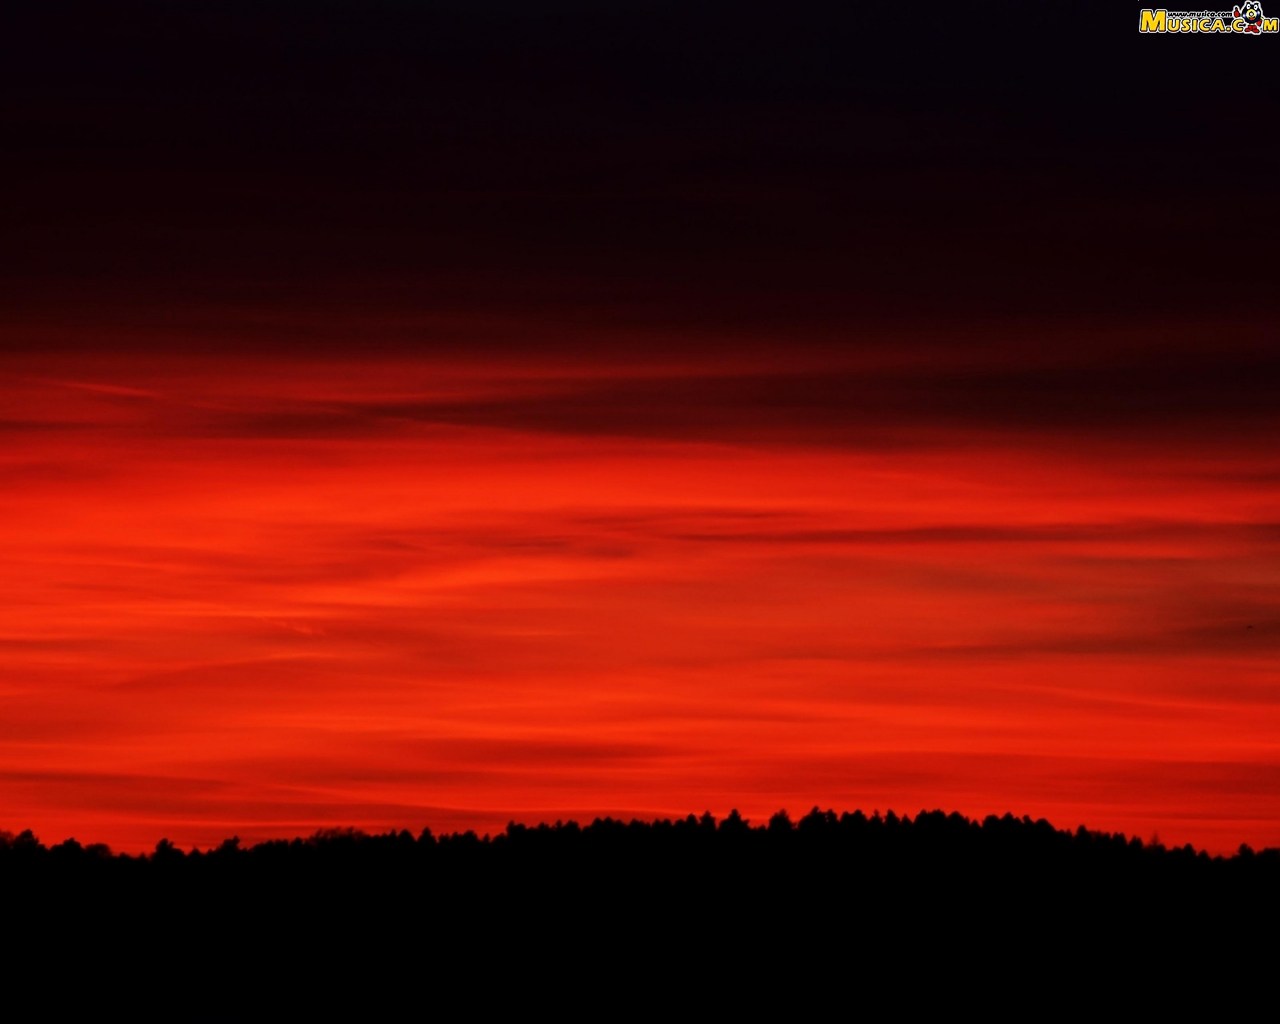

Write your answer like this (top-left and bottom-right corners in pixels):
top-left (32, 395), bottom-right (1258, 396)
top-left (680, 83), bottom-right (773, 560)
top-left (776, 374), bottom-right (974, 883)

top-left (2, 346), bottom-right (1277, 853)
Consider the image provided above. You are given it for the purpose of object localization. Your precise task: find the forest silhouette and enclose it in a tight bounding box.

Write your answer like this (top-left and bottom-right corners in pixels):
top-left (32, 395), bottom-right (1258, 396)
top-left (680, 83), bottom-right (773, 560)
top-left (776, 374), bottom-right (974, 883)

top-left (4, 808), bottom-right (1277, 1012)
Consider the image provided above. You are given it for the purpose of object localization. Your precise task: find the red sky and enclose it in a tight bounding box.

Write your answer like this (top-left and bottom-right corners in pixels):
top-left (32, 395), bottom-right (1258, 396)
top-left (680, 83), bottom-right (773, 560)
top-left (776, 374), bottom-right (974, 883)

top-left (4, 3), bottom-right (1278, 853)
top-left (3, 319), bottom-right (1277, 853)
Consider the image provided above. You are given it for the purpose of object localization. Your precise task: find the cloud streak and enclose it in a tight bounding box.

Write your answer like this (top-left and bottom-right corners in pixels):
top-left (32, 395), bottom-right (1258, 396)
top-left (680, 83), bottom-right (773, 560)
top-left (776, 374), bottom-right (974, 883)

top-left (1, 345), bottom-right (1278, 853)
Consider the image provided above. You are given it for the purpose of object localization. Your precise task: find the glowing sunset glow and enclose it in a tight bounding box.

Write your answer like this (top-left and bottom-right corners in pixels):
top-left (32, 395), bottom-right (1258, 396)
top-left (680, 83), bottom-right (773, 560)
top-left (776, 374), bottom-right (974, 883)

top-left (3, 331), bottom-right (1277, 853)
top-left (5, 3), bottom-right (1276, 855)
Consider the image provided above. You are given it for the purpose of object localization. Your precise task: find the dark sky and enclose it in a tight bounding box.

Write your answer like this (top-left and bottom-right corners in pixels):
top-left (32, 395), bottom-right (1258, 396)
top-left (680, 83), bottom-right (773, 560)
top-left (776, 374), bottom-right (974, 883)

top-left (5, 1), bottom-right (1276, 351)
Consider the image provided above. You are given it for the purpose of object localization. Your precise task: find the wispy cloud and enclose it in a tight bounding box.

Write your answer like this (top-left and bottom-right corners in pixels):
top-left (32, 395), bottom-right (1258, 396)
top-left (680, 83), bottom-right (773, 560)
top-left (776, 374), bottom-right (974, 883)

top-left (1, 348), bottom-right (1278, 853)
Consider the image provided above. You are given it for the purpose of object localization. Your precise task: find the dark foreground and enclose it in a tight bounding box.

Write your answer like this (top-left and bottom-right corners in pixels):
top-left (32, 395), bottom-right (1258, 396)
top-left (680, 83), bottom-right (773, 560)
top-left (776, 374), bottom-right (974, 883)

top-left (4, 809), bottom-right (1276, 1012)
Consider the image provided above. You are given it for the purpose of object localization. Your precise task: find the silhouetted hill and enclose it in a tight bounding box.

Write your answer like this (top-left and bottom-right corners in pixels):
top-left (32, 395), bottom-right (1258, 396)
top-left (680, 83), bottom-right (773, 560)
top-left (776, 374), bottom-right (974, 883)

top-left (4, 809), bottom-right (1277, 1013)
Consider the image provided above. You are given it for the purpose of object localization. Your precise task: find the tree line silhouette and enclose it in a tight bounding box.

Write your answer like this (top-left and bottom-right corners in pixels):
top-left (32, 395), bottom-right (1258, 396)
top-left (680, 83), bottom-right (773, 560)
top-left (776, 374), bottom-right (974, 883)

top-left (4, 805), bottom-right (1274, 875)
top-left (3, 808), bottom-right (1276, 1013)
